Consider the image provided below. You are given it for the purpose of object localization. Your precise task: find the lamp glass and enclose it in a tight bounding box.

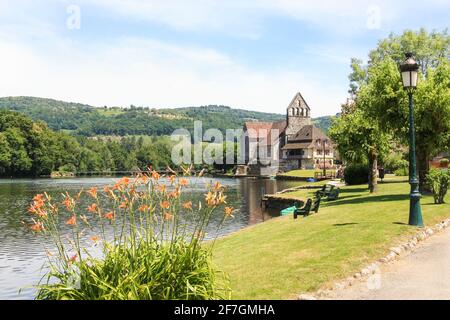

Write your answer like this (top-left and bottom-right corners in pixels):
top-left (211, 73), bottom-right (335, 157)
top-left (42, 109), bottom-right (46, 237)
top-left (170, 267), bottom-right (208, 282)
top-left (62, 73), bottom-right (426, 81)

top-left (402, 71), bottom-right (411, 87)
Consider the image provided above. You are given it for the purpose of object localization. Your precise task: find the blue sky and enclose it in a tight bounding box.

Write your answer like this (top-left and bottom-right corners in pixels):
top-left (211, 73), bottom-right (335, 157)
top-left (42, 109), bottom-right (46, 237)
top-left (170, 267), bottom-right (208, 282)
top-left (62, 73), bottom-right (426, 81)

top-left (0, 0), bottom-right (448, 116)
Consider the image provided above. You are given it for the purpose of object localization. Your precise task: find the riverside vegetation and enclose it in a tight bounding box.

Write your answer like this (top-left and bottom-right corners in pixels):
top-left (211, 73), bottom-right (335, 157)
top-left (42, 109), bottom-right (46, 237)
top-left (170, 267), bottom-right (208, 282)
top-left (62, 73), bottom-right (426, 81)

top-left (25, 170), bottom-right (233, 299)
top-left (0, 110), bottom-right (173, 177)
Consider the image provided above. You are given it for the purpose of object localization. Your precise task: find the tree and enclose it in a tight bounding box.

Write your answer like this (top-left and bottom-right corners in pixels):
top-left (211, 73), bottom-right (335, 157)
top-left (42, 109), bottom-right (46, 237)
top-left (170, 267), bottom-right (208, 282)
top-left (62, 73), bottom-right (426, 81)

top-left (348, 29), bottom-right (450, 190)
top-left (329, 109), bottom-right (390, 193)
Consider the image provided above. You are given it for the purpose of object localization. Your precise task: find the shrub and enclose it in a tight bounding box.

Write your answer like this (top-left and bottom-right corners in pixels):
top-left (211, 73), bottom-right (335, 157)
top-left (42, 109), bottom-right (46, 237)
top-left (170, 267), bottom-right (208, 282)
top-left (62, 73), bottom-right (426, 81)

top-left (344, 164), bottom-right (369, 185)
top-left (25, 170), bottom-right (232, 300)
top-left (394, 167), bottom-right (408, 176)
top-left (383, 152), bottom-right (408, 172)
top-left (426, 169), bottom-right (450, 204)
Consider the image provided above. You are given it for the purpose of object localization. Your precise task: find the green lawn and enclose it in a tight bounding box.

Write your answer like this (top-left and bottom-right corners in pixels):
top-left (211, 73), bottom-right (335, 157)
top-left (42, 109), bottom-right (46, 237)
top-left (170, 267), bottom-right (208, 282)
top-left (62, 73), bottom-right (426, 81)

top-left (279, 169), bottom-right (336, 178)
top-left (213, 180), bottom-right (450, 299)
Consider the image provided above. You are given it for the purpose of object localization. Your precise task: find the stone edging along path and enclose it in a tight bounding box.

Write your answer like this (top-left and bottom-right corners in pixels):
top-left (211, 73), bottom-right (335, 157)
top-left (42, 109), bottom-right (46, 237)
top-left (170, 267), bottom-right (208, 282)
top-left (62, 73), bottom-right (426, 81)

top-left (297, 218), bottom-right (450, 300)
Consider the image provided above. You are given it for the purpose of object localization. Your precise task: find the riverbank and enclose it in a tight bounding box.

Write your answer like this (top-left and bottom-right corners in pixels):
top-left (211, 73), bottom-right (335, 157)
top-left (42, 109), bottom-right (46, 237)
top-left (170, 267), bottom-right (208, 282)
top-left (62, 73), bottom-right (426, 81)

top-left (212, 179), bottom-right (450, 299)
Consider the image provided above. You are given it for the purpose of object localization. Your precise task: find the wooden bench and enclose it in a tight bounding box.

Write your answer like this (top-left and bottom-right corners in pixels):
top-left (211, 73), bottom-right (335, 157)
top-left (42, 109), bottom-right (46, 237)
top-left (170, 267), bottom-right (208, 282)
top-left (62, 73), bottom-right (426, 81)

top-left (293, 199), bottom-right (312, 219)
top-left (315, 184), bottom-right (335, 198)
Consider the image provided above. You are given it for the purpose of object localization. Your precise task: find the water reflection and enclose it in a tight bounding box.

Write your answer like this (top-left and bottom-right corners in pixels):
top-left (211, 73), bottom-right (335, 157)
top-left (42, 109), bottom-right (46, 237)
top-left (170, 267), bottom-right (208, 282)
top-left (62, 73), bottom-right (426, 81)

top-left (0, 176), bottom-right (299, 299)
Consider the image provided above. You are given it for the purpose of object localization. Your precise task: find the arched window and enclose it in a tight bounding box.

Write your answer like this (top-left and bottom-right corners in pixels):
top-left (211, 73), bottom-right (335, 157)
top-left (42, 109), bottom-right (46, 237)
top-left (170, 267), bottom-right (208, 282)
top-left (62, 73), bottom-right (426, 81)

top-left (295, 108), bottom-right (300, 116)
top-left (288, 108), bottom-right (293, 116)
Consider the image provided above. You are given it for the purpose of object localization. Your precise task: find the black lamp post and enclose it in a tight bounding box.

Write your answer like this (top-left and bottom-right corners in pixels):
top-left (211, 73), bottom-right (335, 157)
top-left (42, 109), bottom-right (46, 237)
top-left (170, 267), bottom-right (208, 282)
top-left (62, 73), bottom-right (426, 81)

top-left (400, 53), bottom-right (423, 227)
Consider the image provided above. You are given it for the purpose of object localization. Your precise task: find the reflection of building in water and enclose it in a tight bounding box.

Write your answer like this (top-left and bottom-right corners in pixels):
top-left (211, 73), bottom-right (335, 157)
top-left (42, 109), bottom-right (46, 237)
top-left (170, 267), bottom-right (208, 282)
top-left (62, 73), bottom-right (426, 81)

top-left (238, 178), bottom-right (287, 225)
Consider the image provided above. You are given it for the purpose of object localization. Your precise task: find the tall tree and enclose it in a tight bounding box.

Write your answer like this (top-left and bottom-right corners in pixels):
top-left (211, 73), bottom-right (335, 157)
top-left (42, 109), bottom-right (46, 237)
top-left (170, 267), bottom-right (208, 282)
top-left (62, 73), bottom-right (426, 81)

top-left (348, 29), bottom-right (450, 190)
top-left (329, 109), bottom-right (390, 193)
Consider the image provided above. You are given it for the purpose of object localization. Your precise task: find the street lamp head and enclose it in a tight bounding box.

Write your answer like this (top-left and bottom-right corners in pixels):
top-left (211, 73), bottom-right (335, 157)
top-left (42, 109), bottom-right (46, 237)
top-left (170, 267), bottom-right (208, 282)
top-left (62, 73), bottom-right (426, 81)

top-left (400, 53), bottom-right (419, 89)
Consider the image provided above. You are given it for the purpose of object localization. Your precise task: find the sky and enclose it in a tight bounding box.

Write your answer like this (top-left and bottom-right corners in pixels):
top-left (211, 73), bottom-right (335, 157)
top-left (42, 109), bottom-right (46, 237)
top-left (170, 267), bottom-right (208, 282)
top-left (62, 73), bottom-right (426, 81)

top-left (0, 1), bottom-right (448, 117)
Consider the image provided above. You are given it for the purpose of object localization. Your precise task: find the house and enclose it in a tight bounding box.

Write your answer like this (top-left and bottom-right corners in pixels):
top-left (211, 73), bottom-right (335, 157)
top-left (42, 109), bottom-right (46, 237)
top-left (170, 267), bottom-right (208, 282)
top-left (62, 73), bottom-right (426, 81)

top-left (241, 92), bottom-right (335, 175)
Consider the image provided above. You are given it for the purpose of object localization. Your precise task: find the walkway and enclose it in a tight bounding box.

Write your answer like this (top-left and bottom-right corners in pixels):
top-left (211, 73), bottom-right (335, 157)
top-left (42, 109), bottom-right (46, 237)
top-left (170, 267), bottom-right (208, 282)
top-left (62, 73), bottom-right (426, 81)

top-left (326, 226), bottom-right (450, 300)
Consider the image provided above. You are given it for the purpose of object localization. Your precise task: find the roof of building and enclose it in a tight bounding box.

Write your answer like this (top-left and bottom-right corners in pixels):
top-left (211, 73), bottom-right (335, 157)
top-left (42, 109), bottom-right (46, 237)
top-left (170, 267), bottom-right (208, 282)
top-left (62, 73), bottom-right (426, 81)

top-left (287, 92), bottom-right (310, 111)
top-left (290, 125), bottom-right (328, 142)
top-left (244, 120), bottom-right (286, 145)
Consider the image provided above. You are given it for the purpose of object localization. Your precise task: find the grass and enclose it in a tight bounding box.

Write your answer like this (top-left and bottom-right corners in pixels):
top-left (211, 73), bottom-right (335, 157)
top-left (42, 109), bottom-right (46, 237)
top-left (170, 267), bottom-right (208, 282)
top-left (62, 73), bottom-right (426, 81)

top-left (279, 169), bottom-right (336, 178)
top-left (213, 178), bottom-right (450, 299)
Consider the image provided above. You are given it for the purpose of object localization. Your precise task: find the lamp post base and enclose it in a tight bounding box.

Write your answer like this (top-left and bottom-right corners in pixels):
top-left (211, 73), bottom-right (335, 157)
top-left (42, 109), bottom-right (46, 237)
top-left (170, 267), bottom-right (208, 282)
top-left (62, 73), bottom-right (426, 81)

top-left (409, 184), bottom-right (423, 227)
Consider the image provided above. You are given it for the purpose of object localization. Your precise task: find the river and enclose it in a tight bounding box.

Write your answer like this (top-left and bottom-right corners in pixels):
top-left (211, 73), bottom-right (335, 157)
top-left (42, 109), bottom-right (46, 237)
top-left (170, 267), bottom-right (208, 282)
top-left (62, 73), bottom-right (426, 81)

top-left (0, 176), bottom-right (301, 299)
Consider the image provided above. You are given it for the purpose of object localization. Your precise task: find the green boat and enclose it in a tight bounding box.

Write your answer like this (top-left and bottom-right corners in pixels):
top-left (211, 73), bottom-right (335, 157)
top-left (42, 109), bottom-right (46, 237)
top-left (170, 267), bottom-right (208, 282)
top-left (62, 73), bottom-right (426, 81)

top-left (280, 201), bottom-right (303, 215)
top-left (280, 206), bottom-right (296, 216)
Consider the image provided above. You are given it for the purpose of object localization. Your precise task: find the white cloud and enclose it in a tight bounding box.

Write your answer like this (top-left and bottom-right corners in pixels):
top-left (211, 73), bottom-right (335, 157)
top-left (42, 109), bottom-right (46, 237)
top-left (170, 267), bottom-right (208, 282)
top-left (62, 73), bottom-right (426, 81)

top-left (2, 0), bottom-right (447, 119)
top-left (0, 34), bottom-right (345, 117)
top-left (85, 0), bottom-right (450, 36)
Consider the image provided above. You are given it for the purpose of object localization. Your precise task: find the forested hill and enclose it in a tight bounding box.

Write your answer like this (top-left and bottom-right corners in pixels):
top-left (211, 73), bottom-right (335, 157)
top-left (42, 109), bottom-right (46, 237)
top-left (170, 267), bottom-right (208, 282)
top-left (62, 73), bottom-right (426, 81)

top-left (0, 96), bottom-right (334, 136)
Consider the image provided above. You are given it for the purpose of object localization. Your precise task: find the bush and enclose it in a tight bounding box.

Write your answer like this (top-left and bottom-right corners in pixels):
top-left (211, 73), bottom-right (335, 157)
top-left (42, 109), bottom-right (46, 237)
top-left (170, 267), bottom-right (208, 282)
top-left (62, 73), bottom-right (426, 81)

top-left (426, 169), bottom-right (450, 204)
top-left (344, 164), bottom-right (369, 185)
top-left (394, 167), bottom-right (408, 176)
top-left (383, 152), bottom-right (408, 173)
top-left (25, 171), bottom-right (232, 300)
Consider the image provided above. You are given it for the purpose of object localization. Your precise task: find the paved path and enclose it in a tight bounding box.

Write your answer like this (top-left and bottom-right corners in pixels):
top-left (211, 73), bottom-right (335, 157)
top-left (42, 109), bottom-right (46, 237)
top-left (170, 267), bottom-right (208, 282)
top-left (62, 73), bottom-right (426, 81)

top-left (326, 227), bottom-right (450, 300)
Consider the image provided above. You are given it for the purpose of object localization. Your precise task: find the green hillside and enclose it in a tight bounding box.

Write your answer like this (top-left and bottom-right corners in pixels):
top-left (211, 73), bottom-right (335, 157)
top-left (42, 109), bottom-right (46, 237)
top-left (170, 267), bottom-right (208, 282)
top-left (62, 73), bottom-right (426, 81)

top-left (0, 96), bottom-right (334, 136)
top-left (313, 115), bottom-right (337, 134)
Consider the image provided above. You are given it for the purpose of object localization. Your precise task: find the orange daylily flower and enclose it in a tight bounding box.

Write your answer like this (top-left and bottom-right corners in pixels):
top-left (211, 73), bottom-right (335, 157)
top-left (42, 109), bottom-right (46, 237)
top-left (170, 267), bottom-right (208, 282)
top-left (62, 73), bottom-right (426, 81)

top-left (33, 199), bottom-right (45, 209)
top-left (87, 203), bottom-right (98, 213)
top-left (69, 254), bottom-right (78, 263)
top-left (31, 221), bottom-right (44, 232)
top-left (33, 194), bottom-right (44, 202)
top-left (139, 174), bottom-right (149, 184)
top-left (151, 170), bottom-right (160, 180)
top-left (119, 200), bottom-right (128, 209)
top-left (36, 209), bottom-right (48, 218)
top-left (28, 205), bottom-right (37, 214)
top-left (179, 178), bottom-right (189, 186)
top-left (168, 190), bottom-right (180, 198)
top-left (213, 181), bottom-right (222, 191)
top-left (217, 192), bottom-right (227, 204)
top-left (62, 197), bottom-right (73, 210)
top-left (205, 191), bottom-right (216, 207)
top-left (138, 204), bottom-right (149, 212)
top-left (103, 211), bottom-right (114, 220)
top-left (66, 215), bottom-right (77, 226)
top-left (182, 201), bottom-right (192, 210)
top-left (164, 212), bottom-right (173, 221)
top-left (90, 235), bottom-right (99, 242)
top-left (224, 207), bottom-right (234, 217)
top-left (160, 201), bottom-right (170, 210)
top-left (87, 187), bottom-right (97, 198)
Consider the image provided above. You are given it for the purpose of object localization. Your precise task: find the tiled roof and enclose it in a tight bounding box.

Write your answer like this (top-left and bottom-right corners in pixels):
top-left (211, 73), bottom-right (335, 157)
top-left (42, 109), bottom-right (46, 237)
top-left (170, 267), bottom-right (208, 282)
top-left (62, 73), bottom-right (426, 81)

top-left (244, 120), bottom-right (286, 145)
top-left (290, 125), bottom-right (328, 142)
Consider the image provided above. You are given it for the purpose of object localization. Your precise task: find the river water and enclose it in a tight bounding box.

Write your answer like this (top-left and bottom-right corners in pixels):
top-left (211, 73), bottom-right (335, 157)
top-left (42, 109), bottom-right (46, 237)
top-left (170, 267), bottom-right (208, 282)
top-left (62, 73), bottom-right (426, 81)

top-left (0, 176), bottom-right (299, 299)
